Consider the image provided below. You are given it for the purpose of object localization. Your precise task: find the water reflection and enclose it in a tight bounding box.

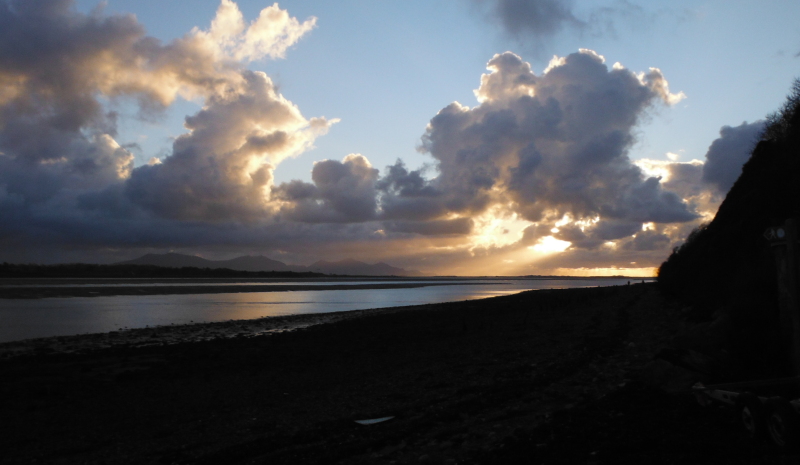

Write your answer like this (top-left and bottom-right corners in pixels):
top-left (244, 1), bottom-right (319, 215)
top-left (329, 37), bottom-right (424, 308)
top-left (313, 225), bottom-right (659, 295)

top-left (0, 278), bottom-right (646, 342)
top-left (0, 279), bottom-right (470, 288)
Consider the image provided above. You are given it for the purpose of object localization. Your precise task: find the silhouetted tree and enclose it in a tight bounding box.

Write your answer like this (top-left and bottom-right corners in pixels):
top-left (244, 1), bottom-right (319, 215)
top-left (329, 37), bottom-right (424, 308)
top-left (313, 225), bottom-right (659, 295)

top-left (763, 78), bottom-right (800, 143)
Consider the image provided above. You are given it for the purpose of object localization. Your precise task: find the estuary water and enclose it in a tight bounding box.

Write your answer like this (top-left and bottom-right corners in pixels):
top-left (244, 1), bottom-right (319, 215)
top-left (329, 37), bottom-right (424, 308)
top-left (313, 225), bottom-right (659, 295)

top-left (0, 277), bottom-right (647, 343)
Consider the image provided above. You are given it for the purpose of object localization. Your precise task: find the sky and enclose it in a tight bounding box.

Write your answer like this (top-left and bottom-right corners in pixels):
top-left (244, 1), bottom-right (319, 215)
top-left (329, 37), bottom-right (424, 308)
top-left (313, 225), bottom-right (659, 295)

top-left (0, 0), bottom-right (798, 276)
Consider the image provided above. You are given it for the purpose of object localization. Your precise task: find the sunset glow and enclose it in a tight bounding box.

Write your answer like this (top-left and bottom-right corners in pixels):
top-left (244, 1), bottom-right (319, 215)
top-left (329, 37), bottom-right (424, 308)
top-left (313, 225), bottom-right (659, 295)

top-left (530, 236), bottom-right (572, 254)
top-left (0, 0), bottom-right (795, 277)
top-left (469, 208), bottom-right (530, 250)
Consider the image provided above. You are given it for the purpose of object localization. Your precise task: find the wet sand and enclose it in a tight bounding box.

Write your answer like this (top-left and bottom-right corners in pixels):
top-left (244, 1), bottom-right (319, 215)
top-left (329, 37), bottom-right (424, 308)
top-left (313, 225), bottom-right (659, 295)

top-left (0, 284), bottom-right (783, 464)
top-left (0, 305), bottom-right (412, 359)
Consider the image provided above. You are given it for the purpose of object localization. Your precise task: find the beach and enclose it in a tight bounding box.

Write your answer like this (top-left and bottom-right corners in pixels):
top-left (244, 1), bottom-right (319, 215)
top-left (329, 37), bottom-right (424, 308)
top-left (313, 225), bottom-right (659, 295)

top-left (0, 284), bottom-right (779, 464)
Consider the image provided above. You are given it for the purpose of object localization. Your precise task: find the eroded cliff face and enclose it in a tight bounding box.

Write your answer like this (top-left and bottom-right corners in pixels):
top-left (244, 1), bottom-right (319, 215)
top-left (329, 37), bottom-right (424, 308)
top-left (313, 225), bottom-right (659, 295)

top-left (658, 82), bottom-right (800, 376)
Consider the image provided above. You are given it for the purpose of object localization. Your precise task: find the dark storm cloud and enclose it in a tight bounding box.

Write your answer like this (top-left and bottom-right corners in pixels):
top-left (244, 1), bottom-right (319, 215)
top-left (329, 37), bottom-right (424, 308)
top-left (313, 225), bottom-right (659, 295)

top-left (701, 121), bottom-right (765, 193)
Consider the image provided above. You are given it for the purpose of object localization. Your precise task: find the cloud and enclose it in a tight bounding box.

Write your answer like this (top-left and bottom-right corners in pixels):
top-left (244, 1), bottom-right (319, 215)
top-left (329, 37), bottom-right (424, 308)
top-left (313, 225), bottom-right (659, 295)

top-left (124, 70), bottom-right (333, 222)
top-left (473, 0), bottom-right (584, 42)
top-left (0, 1), bottom-right (717, 276)
top-left (638, 159), bottom-right (716, 220)
top-left (273, 154), bottom-right (379, 223)
top-left (634, 119), bottom-right (766, 222)
top-left (622, 229), bottom-right (671, 251)
top-left (471, 0), bottom-right (666, 52)
top-left (701, 120), bottom-right (765, 193)
top-left (384, 218), bottom-right (474, 236)
top-left (0, 0), bottom-right (328, 224)
top-left (375, 160), bottom-right (446, 221)
top-left (420, 50), bottom-right (693, 232)
top-left (201, 0), bottom-right (316, 61)
top-left (277, 47), bottom-right (695, 251)
top-left (607, 119), bottom-right (768, 273)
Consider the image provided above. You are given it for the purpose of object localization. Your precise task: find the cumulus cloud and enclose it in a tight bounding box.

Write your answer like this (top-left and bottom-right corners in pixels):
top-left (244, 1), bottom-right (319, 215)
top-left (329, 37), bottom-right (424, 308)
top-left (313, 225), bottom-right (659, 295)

top-left (701, 121), bottom-right (765, 193)
top-left (375, 161), bottom-right (446, 221)
top-left (273, 154), bottom-right (379, 222)
top-left (634, 119), bottom-right (765, 224)
top-left (0, 0), bottom-right (329, 225)
top-left (272, 48), bottom-right (694, 255)
top-left (0, 1), bottom-right (721, 276)
top-left (623, 228), bottom-right (671, 251)
top-left (200, 0), bottom-right (316, 62)
top-left (124, 71), bottom-right (333, 222)
top-left (609, 119), bottom-right (767, 274)
top-left (420, 50), bottom-right (693, 233)
top-left (636, 158), bottom-right (713, 220)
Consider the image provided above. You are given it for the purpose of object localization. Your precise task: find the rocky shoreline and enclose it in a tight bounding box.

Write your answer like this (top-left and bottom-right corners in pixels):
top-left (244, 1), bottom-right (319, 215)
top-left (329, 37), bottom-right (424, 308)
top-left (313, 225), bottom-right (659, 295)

top-left (1, 284), bottom-right (792, 464)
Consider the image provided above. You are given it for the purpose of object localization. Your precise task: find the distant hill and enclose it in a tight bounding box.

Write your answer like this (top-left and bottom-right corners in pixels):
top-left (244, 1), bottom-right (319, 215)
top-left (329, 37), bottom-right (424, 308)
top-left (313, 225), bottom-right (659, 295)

top-left (0, 262), bottom-right (324, 279)
top-left (306, 259), bottom-right (423, 277)
top-left (116, 253), bottom-right (423, 277)
top-left (215, 255), bottom-right (298, 273)
top-left (118, 253), bottom-right (216, 269)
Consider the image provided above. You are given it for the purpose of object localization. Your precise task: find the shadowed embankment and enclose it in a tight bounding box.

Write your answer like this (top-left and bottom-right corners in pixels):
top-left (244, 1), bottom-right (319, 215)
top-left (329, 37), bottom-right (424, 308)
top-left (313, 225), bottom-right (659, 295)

top-left (1, 284), bottom-right (784, 464)
top-left (659, 80), bottom-right (800, 379)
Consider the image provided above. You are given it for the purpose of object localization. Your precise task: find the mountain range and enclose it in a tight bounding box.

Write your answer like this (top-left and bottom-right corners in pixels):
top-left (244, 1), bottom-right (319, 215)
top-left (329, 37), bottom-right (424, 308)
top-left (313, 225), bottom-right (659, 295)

top-left (115, 253), bottom-right (424, 277)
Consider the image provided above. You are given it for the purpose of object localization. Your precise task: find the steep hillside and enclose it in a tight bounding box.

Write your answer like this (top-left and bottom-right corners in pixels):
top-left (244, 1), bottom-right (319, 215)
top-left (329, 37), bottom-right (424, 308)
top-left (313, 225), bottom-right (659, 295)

top-left (658, 80), bottom-right (800, 373)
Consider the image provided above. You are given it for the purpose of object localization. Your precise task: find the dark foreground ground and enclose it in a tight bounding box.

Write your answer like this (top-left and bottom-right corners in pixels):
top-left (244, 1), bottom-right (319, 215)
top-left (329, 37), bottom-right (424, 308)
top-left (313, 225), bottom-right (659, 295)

top-left (1, 284), bottom-right (794, 464)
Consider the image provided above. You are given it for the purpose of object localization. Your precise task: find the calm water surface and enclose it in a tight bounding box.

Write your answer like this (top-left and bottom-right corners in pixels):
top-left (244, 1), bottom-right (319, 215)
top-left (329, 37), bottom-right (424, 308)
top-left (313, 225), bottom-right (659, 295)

top-left (0, 280), bottom-right (465, 288)
top-left (0, 278), bottom-right (647, 342)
